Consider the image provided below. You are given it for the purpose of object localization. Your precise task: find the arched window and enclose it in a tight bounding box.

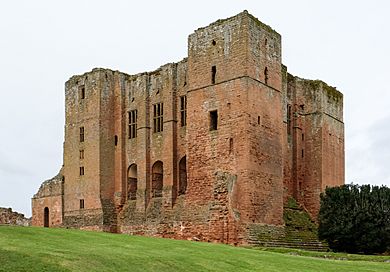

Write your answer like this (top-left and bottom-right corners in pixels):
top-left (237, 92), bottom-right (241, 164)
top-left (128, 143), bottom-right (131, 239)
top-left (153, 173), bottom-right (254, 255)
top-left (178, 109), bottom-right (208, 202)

top-left (178, 156), bottom-right (187, 195)
top-left (44, 207), bottom-right (49, 227)
top-left (127, 164), bottom-right (137, 200)
top-left (152, 161), bottom-right (163, 197)
top-left (264, 67), bottom-right (269, 85)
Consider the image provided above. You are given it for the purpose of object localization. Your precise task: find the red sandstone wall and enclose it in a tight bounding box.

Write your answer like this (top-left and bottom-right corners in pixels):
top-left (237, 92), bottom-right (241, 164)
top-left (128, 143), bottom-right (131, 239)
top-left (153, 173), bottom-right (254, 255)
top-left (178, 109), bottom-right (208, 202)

top-left (31, 173), bottom-right (63, 227)
top-left (32, 10), bottom-right (344, 243)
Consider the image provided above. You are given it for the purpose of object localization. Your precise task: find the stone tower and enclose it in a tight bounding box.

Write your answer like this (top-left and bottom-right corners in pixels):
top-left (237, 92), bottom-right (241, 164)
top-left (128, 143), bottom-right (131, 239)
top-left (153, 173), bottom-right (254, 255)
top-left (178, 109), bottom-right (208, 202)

top-left (32, 11), bottom-right (344, 245)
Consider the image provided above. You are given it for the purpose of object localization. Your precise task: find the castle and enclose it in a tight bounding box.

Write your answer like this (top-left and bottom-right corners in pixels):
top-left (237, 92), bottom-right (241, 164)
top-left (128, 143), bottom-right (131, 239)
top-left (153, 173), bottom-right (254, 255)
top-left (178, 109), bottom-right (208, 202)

top-left (32, 11), bottom-right (344, 245)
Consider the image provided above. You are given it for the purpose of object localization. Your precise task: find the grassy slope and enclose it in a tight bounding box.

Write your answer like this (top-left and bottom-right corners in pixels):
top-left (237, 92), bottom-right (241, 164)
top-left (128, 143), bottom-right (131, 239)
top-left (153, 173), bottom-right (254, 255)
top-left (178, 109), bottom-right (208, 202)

top-left (0, 226), bottom-right (388, 272)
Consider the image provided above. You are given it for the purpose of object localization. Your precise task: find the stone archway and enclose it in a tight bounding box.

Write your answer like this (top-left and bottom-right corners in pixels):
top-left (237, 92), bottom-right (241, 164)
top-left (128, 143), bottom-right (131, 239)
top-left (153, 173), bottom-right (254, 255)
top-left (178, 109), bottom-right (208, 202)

top-left (44, 207), bottom-right (49, 227)
top-left (178, 156), bottom-right (187, 195)
top-left (152, 161), bottom-right (163, 198)
top-left (127, 164), bottom-right (137, 200)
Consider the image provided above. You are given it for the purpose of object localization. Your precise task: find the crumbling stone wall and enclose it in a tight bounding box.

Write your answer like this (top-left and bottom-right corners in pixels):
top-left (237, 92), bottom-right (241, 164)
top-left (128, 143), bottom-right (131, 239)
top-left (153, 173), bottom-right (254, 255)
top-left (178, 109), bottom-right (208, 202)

top-left (31, 169), bottom-right (63, 227)
top-left (0, 207), bottom-right (31, 226)
top-left (32, 10), bottom-right (344, 245)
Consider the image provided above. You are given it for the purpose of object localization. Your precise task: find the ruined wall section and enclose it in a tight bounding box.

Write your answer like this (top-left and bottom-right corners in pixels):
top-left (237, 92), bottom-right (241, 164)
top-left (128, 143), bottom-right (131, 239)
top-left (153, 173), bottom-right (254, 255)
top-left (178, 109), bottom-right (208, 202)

top-left (244, 14), bottom-right (283, 228)
top-left (63, 70), bottom-right (106, 230)
top-left (291, 78), bottom-right (344, 217)
top-left (0, 207), bottom-right (31, 226)
top-left (31, 171), bottom-right (63, 227)
top-left (281, 66), bottom-right (294, 202)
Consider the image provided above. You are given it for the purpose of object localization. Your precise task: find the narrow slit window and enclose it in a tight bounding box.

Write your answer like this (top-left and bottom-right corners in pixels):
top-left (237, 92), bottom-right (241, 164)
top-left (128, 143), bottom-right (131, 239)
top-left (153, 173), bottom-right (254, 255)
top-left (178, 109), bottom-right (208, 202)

top-left (79, 166), bottom-right (85, 176)
top-left (80, 199), bottom-right (84, 209)
top-left (80, 86), bottom-right (85, 100)
top-left (114, 135), bottom-right (118, 146)
top-left (153, 103), bottom-right (164, 133)
top-left (229, 138), bottom-right (233, 154)
top-left (129, 110), bottom-right (137, 139)
top-left (211, 66), bottom-right (216, 84)
top-left (287, 105), bottom-right (292, 137)
top-left (79, 150), bottom-right (84, 160)
top-left (264, 67), bottom-right (269, 85)
top-left (80, 127), bottom-right (85, 142)
top-left (180, 95), bottom-right (187, 127)
top-left (210, 110), bottom-right (218, 131)
top-left (257, 116), bottom-right (261, 125)
top-left (301, 149), bottom-right (304, 158)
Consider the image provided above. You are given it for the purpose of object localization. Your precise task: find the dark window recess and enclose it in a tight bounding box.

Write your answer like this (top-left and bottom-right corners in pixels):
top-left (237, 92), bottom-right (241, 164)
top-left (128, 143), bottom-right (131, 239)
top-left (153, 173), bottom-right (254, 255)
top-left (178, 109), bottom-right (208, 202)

top-left (178, 156), bottom-right (187, 195)
top-left (301, 149), bottom-right (304, 158)
top-left (210, 110), bottom-right (218, 131)
top-left (302, 134), bottom-right (304, 141)
top-left (287, 105), bottom-right (292, 137)
top-left (153, 103), bottom-right (164, 133)
top-left (212, 40), bottom-right (216, 46)
top-left (80, 199), bottom-right (85, 209)
top-left (152, 161), bottom-right (163, 198)
top-left (80, 127), bottom-right (85, 142)
top-left (79, 166), bottom-right (85, 176)
top-left (264, 67), bottom-right (269, 85)
top-left (127, 164), bottom-right (137, 200)
top-left (229, 138), bottom-right (233, 154)
top-left (258, 116), bottom-right (261, 125)
top-left (79, 150), bottom-right (84, 160)
top-left (180, 95), bottom-right (187, 127)
top-left (129, 110), bottom-right (137, 139)
top-left (80, 86), bottom-right (85, 99)
top-left (114, 135), bottom-right (118, 146)
top-left (211, 66), bottom-right (216, 84)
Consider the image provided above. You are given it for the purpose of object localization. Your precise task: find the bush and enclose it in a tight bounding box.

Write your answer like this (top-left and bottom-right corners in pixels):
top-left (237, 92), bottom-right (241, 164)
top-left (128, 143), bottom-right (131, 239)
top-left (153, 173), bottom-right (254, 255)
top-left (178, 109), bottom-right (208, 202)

top-left (318, 184), bottom-right (390, 254)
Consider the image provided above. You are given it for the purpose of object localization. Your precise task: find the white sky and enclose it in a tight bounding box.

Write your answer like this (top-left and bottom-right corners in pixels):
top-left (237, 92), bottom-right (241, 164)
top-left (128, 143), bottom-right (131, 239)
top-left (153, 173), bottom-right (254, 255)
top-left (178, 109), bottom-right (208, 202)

top-left (1, 0), bottom-right (389, 217)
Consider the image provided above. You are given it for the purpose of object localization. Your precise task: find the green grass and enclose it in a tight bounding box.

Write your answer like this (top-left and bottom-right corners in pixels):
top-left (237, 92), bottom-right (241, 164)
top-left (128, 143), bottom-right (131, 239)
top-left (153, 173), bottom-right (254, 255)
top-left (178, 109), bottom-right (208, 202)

top-left (0, 226), bottom-right (389, 272)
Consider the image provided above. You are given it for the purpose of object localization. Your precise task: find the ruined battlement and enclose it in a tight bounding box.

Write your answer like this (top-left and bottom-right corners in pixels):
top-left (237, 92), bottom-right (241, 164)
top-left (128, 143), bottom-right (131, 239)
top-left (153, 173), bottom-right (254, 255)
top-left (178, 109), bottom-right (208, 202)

top-left (32, 11), bottom-right (344, 245)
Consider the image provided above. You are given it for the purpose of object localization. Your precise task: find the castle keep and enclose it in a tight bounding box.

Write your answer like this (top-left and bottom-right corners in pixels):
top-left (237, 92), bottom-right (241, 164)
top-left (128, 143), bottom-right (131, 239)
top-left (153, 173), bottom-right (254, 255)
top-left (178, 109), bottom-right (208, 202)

top-left (32, 11), bottom-right (344, 245)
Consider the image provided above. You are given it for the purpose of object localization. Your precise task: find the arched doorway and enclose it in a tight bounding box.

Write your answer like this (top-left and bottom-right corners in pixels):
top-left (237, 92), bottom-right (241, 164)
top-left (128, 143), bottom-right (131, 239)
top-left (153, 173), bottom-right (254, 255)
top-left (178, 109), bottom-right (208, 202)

top-left (127, 164), bottom-right (137, 200)
top-left (152, 161), bottom-right (163, 197)
top-left (44, 207), bottom-right (49, 227)
top-left (178, 156), bottom-right (187, 195)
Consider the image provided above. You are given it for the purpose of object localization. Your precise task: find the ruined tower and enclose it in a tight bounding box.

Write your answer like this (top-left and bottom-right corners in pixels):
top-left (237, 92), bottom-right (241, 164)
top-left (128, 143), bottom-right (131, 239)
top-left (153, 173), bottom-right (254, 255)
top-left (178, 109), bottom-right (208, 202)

top-left (32, 11), bottom-right (344, 245)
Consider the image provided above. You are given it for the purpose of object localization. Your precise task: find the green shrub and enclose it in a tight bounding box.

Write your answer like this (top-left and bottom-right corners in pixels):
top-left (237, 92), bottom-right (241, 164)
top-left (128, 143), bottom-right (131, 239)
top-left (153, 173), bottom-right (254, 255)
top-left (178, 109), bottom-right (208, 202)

top-left (318, 184), bottom-right (390, 254)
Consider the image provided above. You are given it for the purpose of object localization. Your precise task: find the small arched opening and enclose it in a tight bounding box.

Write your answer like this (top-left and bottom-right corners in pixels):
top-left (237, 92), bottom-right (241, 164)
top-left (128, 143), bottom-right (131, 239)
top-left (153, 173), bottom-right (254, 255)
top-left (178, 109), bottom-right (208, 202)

top-left (152, 161), bottom-right (163, 198)
top-left (44, 207), bottom-right (49, 227)
top-left (127, 164), bottom-right (137, 200)
top-left (178, 156), bottom-right (187, 195)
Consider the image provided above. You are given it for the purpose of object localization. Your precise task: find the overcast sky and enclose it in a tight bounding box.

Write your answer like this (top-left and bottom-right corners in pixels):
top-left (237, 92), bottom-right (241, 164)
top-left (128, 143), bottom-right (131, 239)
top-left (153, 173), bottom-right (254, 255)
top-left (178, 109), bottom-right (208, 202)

top-left (1, 0), bottom-right (389, 217)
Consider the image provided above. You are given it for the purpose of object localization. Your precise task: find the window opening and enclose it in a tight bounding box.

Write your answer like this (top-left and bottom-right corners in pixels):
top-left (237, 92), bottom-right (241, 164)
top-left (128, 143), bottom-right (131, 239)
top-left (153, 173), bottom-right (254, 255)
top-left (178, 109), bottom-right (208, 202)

top-left (264, 67), bottom-right (269, 85)
top-left (180, 95), bottom-right (187, 127)
top-left (153, 103), bottom-right (164, 133)
top-left (129, 110), bottom-right (137, 139)
top-left (211, 66), bottom-right (216, 84)
top-left (210, 110), bottom-right (218, 130)
top-left (152, 161), bottom-right (163, 197)
top-left (80, 127), bottom-right (85, 142)
top-left (127, 164), bottom-right (137, 200)
top-left (178, 156), bottom-right (187, 195)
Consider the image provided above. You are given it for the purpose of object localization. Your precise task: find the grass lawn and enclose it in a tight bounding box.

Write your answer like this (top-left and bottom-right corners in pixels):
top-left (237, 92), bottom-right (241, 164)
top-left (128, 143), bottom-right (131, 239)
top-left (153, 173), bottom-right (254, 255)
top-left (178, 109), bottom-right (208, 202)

top-left (0, 226), bottom-right (389, 272)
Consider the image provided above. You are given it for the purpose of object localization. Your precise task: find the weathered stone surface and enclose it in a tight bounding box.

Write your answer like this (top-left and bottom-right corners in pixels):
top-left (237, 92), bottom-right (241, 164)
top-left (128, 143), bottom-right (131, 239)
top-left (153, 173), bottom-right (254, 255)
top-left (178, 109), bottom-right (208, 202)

top-left (32, 10), bottom-right (344, 245)
top-left (0, 207), bottom-right (31, 226)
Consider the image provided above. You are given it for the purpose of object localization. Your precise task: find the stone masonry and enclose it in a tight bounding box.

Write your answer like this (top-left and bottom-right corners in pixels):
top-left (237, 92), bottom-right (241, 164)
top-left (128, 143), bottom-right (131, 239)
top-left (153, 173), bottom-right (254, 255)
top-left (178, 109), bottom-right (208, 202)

top-left (32, 11), bottom-right (344, 245)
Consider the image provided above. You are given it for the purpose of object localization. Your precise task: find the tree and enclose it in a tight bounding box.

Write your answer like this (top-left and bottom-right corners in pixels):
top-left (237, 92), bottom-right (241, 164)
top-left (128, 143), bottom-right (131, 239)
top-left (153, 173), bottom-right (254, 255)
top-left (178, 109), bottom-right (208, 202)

top-left (318, 184), bottom-right (390, 254)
